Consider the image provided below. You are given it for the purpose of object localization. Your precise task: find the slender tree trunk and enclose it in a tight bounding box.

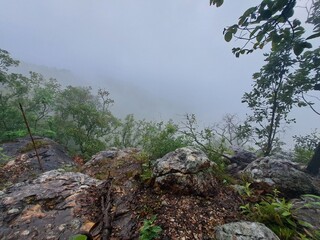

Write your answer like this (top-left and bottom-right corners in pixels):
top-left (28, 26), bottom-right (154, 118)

top-left (306, 142), bottom-right (320, 175)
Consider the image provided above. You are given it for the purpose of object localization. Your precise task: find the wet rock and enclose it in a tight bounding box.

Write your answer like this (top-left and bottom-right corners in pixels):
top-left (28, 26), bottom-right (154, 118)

top-left (292, 195), bottom-right (320, 232)
top-left (153, 147), bottom-right (218, 196)
top-left (0, 137), bottom-right (75, 189)
top-left (83, 148), bottom-right (143, 239)
top-left (215, 221), bottom-right (280, 240)
top-left (241, 157), bottom-right (319, 197)
top-left (227, 148), bottom-right (257, 174)
top-left (0, 170), bottom-right (102, 240)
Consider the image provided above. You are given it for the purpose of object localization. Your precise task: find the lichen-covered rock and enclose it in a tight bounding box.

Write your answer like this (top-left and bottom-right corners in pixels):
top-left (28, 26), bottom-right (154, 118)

top-left (0, 170), bottom-right (102, 240)
top-left (0, 137), bottom-right (75, 189)
top-left (241, 157), bottom-right (319, 197)
top-left (153, 147), bottom-right (218, 196)
top-left (215, 221), bottom-right (280, 240)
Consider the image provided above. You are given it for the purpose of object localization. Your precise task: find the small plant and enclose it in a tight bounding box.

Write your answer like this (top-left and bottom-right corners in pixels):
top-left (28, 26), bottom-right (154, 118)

top-left (139, 215), bottom-right (162, 240)
top-left (136, 152), bottom-right (153, 182)
top-left (237, 182), bottom-right (253, 197)
top-left (240, 190), bottom-right (320, 239)
top-left (240, 189), bottom-right (298, 239)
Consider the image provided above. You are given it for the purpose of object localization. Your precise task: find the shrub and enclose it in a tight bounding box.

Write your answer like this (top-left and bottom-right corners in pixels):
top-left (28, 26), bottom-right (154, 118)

top-left (142, 121), bottom-right (189, 160)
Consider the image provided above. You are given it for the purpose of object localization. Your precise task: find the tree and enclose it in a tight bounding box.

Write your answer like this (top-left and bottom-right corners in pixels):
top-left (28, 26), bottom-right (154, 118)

top-left (0, 49), bottom-right (19, 74)
top-left (53, 86), bottom-right (118, 159)
top-left (210, 0), bottom-right (320, 173)
top-left (211, 114), bottom-right (253, 147)
top-left (141, 120), bottom-right (189, 160)
top-left (242, 43), bottom-right (301, 155)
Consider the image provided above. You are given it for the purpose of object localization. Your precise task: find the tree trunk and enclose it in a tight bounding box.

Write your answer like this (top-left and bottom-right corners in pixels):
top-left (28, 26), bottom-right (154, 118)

top-left (306, 142), bottom-right (320, 175)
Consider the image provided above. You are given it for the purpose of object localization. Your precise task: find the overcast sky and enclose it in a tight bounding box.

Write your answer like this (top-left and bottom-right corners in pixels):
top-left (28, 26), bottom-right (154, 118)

top-left (0, 0), bottom-right (318, 147)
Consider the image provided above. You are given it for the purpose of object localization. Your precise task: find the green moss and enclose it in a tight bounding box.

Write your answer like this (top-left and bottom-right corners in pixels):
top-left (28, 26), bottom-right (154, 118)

top-left (20, 139), bottom-right (49, 153)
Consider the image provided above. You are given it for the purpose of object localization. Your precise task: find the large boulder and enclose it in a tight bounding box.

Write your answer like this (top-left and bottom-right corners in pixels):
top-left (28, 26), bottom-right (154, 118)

top-left (215, 221), bottom-right (280, 240)
top-left (241, 157), bottom-right (319, 197)
top-left (0, 170), bottom-right (102, 240)
top-left (0, 137), bottom-right (75, 189)
top-left (152, 147), bottom-right (218, 196)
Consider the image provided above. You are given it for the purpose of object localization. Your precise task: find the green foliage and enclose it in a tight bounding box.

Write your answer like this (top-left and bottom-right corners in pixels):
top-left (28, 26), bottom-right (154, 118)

top-left (240, 190), bottom-right (297, 239)
top-left (293, 147), bottom-right (314, 164)
top-left (242, 43), bottom-right (302, 156)
top-left (0, 48), bottom-right (19, 73)
top-left (0, 147), bottom-right (10, 166)
top-left (52, 86), bottom-right (118, 160)
top-left (69, 234), bottom-right (89, 240)
top-left (0, 63), bottom-right (60, 143)
top-left (139, 215), bottom-right (162, 240)
top-left (240, 190), bottom-right (318, 239)
top-left (20, 139), bottom-right (49, 153)
top-left (210, 0), bottom-right (318, 56)
top-left (141, 120), bottom-right (189, 160)
top-left (111, 114), bottom-right (146, 148)
top-left (136, 152), bottom-right (153, 182)
top-left (238, 182), bottom-right (252, 197)
top-left (181, 113), bottom-right (251, 169)
top-left (293, 130), bottom-right (320, 164)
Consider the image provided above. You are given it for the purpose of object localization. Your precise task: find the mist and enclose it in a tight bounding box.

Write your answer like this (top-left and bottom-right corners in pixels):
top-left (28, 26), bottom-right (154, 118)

top-left (1, 0), bottom-right (319, 148)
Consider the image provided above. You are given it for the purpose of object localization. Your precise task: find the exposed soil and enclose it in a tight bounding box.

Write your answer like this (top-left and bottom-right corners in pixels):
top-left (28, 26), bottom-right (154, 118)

top-left (133, 183), bottom-right (246, 240)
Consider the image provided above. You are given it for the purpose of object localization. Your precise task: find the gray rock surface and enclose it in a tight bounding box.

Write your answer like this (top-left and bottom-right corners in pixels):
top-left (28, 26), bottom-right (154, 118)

top-left (215, 221), bottom-right (280, 240)
top-left (227, 148), bottom-right (257, 174)
top-left (153, 147), bottom-right (218, 196)
top-left (0, 137), bottom-right (75, 189)
top-left (83, 148), bottom-right (143, 239)
top-left (0, 170), bottom-right (102, 240)
top-left (241, 157), bottom-right (319, 197)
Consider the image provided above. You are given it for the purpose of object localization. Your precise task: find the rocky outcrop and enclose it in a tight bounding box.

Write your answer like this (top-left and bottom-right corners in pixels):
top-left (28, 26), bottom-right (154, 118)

top-left (82, 148), bottom-right (143, 239)
top-left (152, 147), bottom-right (218, 196)
top-left (0, 137), bottom-right (75, 189)
top-left (241, 157), bottom-right (319, 197)
top-left (0, 170), bottom-right (102, 240)
top-left (215, 221), bottom-right (280, 240)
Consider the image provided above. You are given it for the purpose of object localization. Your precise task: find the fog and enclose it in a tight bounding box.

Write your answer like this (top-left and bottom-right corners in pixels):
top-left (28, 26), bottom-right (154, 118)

top-left (0, 0), bottom-right (318, 148)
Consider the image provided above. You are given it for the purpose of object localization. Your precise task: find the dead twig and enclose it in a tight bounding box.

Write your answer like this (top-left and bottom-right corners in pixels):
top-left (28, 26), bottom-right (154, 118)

top-left (19, 103), bottom-right (44, 172)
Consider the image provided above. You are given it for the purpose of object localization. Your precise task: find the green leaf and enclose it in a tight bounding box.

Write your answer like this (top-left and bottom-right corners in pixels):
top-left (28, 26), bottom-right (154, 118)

top-left (306, 32), bottom-right (320, 40)
top-left (272, 32), bottom-right (281, 44)
top-left (69, 234), bottom-right (88, 240)
top-left (224, 31), bottom-right (233, 42)
top-left (210, 0), bottom-right (224, 7)
top-left (256, 32), bottom-right (264, 42)
top-left (293, 43), bottom-right (304, 56)
top-left (298, 220), bottom-right (314, 229)
top-left (281, 211), bottom-right (291, 217)
top-left (261, 10), bottom-right (272, 20)
top-left (242, 7), bottom-right (257, 18)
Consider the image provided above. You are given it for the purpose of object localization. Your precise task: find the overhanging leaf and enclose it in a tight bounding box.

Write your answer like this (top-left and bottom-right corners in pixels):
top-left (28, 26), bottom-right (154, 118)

top-left (306, 32), bottom-right (320, 40)
top-left (293, 43), bottom-right (304, 56)
top-left (224, 31), bottom-right (233, 42)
